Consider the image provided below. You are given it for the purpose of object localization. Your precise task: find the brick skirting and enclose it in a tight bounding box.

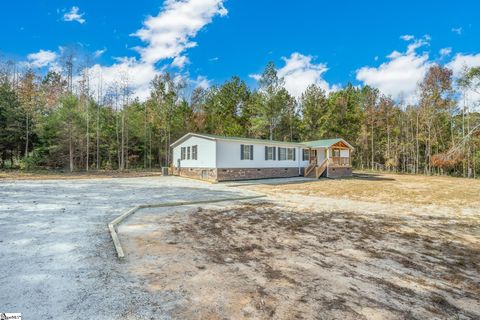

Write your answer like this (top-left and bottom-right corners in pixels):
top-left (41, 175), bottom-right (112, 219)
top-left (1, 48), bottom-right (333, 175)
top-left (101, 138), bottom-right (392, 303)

top-left (175, 166), bottom-right (351, 181)
top-left (217, 167), bottom-right (300, 182)
top-left (175, 167), bottom-right (300, 182)
top-left (176, 167), bottom-right (218, 182)
top-left (327, 166), bottom-right (352, 178)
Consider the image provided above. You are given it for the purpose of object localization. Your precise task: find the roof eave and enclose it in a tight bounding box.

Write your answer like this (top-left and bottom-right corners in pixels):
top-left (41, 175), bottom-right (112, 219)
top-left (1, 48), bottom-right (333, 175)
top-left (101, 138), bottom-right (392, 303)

top-left (169, 133), bottom-right (217, 148)
top-left (215, 138), bottom-right (304, 147)
top-left (170, 133), bottom-right (354, 150)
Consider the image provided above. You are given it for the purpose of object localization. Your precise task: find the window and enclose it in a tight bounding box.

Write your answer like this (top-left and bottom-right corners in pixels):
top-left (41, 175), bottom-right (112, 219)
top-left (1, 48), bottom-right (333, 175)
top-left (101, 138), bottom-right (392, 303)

top-left (181, 147), bottom-right (186, 160)
top-left (333, 149), bottom-right (341, 157)
top-left (302, 149), bottom-right (310, 161)
top-left (279, 147), bottom-right (295, 161)
top-left (187, 146), bottom-right (191, 160)
top-left (241, 144), bottom-right (254, 160)
top-left (265, 146), bottom-right (276, 160)
top-left (192, 145), bottom-right (198, 160)
top-left (287, 148), bottom-right (295, 161)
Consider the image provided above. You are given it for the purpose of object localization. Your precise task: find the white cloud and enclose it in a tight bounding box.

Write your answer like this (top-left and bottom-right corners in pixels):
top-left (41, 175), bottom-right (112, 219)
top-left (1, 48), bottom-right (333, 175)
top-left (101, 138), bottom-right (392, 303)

top-left (400, 34), bottom-right (414, 41)
top-left (133, 0), bottom-right (227, 65)
top-left (63, 6), bottom-right (86, 24)
top-left (27, 50), bottom-right (58, 68)
top-left (357, 36), bottom-right (480, 109)
top-left (277, 53), bottom-right (336, 97)
top-left (451, 27), bottom-right (462, 35)
top-left (249, 73), bottom-right (261, 81)
top-left (447, 53), bottom-right (480, 110)
top-left (446, 53), bottom-right (480, 77)
top-left (250, 53), bottom-right (336, 98)
top-left (81, 0), bottom-right (226, 100)
top-left (406, 38), bottom-right (429, 54)
top-left (93, 48), bottom-right (107, 59)
top-left (86, 58), bottom-right (159, 101)
top-left (356, 40), bottom-right (431, 104)
top-left (440, 47), bottom-right (452, 57)
top-left (171, 55), bottom-right (190, 69)
top-left (191, 75), bottom-right (211, 89)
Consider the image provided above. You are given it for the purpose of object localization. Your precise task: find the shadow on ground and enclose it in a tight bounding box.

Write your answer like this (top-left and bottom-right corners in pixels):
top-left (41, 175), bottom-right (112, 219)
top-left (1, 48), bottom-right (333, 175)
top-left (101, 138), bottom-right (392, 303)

top-left (351, 172), bottom-right (396, 181)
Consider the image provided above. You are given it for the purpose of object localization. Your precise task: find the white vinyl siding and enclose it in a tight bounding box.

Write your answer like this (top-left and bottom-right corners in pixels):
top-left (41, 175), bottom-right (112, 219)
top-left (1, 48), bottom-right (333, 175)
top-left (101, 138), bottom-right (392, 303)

top-left (216, 140), bottom-right (301, 168)
top-left (172, 136), bottom-right (216, 168)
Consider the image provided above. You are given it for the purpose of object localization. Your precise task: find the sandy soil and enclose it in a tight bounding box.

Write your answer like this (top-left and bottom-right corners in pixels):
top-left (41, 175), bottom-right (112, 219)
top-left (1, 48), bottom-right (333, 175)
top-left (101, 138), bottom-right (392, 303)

top-left (120, 173), bottom-right (480, 319)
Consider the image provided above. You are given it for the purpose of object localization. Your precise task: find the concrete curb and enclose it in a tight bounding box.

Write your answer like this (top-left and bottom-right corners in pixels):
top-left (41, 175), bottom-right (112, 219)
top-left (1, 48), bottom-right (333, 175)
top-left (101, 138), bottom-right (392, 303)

top-left (108, 195), bottom-right (266, 259)
top-left (226, 178), bottom-right (316, 187)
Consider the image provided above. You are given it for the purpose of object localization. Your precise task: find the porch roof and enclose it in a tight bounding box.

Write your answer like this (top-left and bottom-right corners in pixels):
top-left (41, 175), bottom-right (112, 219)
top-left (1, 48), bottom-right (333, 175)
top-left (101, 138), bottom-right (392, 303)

top-left (302, 138), bottom-right (353, 149)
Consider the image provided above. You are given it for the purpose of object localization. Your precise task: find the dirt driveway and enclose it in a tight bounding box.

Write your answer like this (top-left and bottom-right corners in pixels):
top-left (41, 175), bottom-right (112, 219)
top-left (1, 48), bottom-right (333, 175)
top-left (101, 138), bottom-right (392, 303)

top-left (0, 176), bottom-right (255, 319)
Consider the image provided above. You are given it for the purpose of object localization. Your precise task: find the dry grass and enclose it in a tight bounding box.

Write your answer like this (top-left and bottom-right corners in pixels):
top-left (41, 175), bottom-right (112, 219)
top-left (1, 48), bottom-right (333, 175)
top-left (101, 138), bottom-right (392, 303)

top-left (123, 200), bottom-right (479, 319)
top-left (0, 170), bottom-right (163, 180)
top-left (117, 172), bottom-right (479, 319)
top-left (250, 172), bottom-right (480, 209)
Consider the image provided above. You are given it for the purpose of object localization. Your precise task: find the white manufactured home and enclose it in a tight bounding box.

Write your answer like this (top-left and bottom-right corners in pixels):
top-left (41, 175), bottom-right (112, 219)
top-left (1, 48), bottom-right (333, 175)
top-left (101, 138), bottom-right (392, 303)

top-left (170, 133), bottom-right (354, 182)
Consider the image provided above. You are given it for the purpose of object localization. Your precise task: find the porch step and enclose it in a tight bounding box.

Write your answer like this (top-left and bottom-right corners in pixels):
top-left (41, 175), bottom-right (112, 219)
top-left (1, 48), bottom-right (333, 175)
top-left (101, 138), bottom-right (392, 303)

top-left (305, 168), bottom-right (316, 178)
top-left (304, 163), bottom-right (327, 179)
top-left (315, 165), bottom-right (327, 178)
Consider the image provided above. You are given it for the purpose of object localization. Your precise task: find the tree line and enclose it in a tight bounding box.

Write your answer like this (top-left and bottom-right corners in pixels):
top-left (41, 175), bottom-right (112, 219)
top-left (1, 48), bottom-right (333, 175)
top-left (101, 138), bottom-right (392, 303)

top-left (0, 57), bottom-right (479, 177)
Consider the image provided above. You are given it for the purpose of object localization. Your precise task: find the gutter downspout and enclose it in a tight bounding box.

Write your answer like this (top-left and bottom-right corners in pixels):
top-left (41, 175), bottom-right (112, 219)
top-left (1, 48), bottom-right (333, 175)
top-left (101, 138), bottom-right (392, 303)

top-left (298, 147), bottom-right (301, 176)
top-left (326, 148), bottom-right (330, 178)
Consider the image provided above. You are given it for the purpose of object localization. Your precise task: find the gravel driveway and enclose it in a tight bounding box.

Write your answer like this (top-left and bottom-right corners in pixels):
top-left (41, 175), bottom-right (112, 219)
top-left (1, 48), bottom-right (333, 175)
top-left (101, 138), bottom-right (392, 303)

top-left (0, 176), bottom-right (255, 319)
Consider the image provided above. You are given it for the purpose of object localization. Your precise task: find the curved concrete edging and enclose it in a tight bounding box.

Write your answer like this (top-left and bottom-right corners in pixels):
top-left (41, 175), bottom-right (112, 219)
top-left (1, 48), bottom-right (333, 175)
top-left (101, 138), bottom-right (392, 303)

top-left (108, 195), bottom-right (266, 259)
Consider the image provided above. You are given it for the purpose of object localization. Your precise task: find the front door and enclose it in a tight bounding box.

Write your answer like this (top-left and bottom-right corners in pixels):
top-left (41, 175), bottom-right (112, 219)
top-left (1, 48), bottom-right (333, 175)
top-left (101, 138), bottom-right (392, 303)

top-left (310, 149), bottom-right (317, 164)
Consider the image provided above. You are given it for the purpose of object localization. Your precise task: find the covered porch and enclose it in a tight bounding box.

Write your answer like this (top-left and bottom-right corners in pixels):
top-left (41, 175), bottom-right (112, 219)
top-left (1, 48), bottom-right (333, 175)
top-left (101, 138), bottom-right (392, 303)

top-left (302, 139), bottom-right (353, 178)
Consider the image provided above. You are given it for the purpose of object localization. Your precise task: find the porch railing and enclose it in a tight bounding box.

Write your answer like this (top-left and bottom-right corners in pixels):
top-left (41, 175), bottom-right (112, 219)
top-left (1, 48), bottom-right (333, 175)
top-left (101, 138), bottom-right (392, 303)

top-left (315, 159), bottom-right (328, 178)
top-left (330, 157), bottom-right (350, 166)
top-left (304, 162), bottom-right (316, 177)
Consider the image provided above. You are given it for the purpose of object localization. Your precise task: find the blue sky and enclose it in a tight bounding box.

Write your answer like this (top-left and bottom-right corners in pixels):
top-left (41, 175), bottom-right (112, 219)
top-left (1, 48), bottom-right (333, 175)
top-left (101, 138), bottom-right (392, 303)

top-left (1, 0), bottom-right (479, 102)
